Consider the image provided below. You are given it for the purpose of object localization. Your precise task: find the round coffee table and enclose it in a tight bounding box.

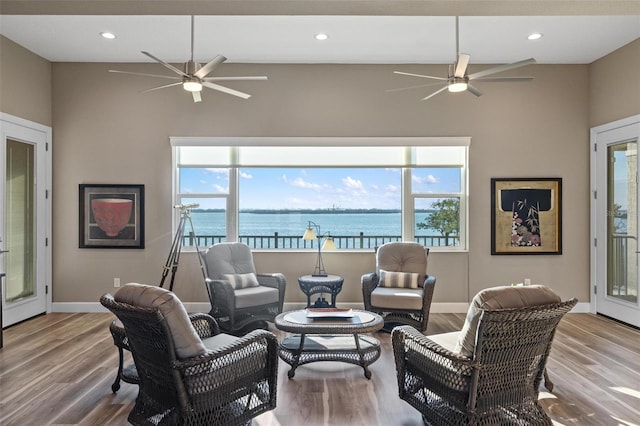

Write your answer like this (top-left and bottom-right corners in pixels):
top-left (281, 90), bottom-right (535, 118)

top-left (275, 309), bottom-right (383, 379)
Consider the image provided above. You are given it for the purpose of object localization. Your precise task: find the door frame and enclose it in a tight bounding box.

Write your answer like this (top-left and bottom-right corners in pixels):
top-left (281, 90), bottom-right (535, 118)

top-left (590, 114), bottom-right (640, 323)
top-left (0, 112), bottom-right (52, 326)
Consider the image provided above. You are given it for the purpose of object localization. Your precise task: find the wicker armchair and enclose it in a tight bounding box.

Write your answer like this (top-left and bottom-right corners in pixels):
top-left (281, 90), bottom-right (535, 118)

top-left (362, 242), bottom-right (436, 331)
top-left (100, 283), bottom-right (278, 426)
top-left (392, 285), bottom-right (577, 426)
top-left (200, 242), bottom-right (286, 334)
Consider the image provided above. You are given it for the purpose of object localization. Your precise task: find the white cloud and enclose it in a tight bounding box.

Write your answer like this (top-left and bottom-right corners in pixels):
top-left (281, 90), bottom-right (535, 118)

top-left (413, 174), bottom-right (439, 184)
top-left (342, 176), bottom-right (363, 189)
top-left (213, 184), bottom-right (227, 193)
top-left (289, 177), bottom-right (323, 190)
top-left (240, 171), bottom-right (253, 179)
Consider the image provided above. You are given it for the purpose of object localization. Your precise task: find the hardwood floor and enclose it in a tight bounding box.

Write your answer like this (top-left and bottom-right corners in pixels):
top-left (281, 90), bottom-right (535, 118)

top-left (0, 312), bottom-right (639, 425)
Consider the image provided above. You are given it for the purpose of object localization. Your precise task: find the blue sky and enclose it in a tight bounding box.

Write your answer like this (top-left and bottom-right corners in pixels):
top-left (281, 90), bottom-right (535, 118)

top-left (180, 167), bottom-right (461, 209)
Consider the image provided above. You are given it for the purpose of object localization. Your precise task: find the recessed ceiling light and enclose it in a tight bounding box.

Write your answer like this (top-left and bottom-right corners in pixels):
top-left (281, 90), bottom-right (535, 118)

top-left (314, 33), bottom-right (329, 41)
top-left (100, 32), bottom-right (116, 40)
top-left (527, 33), bottom-right (543, 41)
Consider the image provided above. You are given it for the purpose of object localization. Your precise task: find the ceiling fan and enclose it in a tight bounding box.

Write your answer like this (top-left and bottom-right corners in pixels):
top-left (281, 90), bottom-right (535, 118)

top-left (109, 16), bottom-right (267, 103)
top-left (388, 17), bottom-right (535, 101)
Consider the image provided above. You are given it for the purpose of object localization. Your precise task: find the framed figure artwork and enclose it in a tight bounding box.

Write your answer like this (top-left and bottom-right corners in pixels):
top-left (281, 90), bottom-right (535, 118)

top-left (79, 184), bottom-right (145, 249)
top-left (491, 178), bottom-right (562, 255)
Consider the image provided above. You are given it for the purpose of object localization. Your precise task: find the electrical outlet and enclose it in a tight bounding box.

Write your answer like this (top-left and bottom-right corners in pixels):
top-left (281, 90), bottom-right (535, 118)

top-left (524, 278), bottom-right (531, 286)
top-left (114, 277), bottom-right (121, 288)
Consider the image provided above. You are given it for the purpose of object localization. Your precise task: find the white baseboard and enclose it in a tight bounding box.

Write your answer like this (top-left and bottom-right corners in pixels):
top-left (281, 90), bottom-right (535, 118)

top-left (51, 301), bottom-right (592, 314)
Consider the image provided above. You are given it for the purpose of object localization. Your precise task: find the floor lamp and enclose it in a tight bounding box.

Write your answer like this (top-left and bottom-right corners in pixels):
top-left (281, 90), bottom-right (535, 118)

top-left (159, 203), bottom-right (206, 291)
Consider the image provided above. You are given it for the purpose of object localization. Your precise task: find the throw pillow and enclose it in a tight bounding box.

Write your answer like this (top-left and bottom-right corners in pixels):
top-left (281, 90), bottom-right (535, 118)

top-left (222, 272), bottom-right (260, 289)
top-left (379, 270), bottom-right (420, 289)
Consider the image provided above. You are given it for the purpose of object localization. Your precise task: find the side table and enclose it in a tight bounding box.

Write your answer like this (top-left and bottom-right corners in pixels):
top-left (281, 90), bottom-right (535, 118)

top-left (298, 274), bottom-right (344, 308)
top-left (108, 319), bottom-right (139, 392)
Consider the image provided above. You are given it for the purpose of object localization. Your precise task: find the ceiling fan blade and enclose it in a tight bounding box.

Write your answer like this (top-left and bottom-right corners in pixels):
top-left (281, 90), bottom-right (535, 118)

top-left (141, 51), bottom-right (189, 78)
top-left (467, 84), bottom-right (483, 97)
top-left (108, 70), bottom-right (181, 80)
top-left (386, 81), bottom-right (447, 93)
top-left (192, 91), bottom-right (202, 103)
top-left (421, 85), bottom-right (448, 101)
top-left (141, 82), bottom-right (182, 93)
top-left (204, 76), bottom-right (268, 81)
top-left (194, 55), bottom-right (227, 79)
top-left (474, 76), bottom-right (534, 82)
top-left (202, 81), bottom-right (251, 99)
top-left (394, 71), bottom-right (448, 81)
top-left (454, 53), bottom-right (470, 78)
top-left (468, 58), bottom-right (536, 80)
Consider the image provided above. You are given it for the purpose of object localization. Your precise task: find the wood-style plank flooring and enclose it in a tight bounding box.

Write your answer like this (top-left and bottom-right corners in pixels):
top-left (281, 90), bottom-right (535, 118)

top-left (0, 312), bottom-right (639, 425)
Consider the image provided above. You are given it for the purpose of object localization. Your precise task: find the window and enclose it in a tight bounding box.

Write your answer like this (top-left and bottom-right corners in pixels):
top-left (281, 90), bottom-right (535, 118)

top-left (172, 137), bottom-right (469, 250)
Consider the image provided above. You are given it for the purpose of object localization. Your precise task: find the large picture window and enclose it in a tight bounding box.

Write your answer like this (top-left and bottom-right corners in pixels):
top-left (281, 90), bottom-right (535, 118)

top-left (172, 137), bottom-right (469, 250)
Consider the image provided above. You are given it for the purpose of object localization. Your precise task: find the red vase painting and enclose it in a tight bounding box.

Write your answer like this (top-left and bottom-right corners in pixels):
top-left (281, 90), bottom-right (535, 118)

top-left (91, 198), bottom-right (133, 237)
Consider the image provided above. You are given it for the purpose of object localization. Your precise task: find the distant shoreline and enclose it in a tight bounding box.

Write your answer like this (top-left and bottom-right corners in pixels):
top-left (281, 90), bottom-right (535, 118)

top-left (192, 208), bottom-right (435, 214)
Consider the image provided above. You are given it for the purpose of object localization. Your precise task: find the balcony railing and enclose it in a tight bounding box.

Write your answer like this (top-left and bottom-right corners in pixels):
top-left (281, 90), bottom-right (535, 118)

top-left (183, 232), bottom-right (459, 249)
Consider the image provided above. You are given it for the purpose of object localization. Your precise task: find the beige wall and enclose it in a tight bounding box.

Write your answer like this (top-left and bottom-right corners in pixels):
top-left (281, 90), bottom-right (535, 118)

top-left (48, 61), bottom-right (591, 306)
top-left (6, 35), bottom-right (638, 309)
top-left (0, 35), bottom-right (52, 126)
top-left (589, 38), bottom-right (640, 127)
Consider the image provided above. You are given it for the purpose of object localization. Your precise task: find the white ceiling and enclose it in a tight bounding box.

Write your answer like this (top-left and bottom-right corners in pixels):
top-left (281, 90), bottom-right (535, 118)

top-left (0, 15), bottom-right (638, 64)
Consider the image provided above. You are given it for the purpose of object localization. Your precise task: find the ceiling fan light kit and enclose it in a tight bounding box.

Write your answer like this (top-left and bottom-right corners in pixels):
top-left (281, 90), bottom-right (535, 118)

top-left (109, 16), bottom-right (267, 103)
top-left (389, 16), bottom-right (536, 101)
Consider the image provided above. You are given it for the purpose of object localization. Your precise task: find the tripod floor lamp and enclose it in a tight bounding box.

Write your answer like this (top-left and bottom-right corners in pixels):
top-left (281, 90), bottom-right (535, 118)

top-left (302, 221), bottom-right (336, 277)
top-left (159, 203), bottom-right (206, 291)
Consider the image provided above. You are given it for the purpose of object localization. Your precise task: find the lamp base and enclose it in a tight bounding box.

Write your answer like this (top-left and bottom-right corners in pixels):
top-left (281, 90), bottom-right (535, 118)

top-left (312, 273), bottom-right (328, 277)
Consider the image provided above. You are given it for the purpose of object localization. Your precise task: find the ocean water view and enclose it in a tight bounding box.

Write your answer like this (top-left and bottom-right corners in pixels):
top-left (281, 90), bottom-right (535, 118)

top-left (186, 210), bottom-right (458, 248)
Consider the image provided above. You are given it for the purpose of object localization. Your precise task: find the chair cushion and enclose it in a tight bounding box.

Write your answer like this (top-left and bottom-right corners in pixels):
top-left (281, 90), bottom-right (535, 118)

top-left (235, 286), bottom-right (280, 309)
top-left (379, 269), bottom-right (420, 289)
top-left (222, 272), bottom-right (260, 289)
top-left (454, 285), bottom-right (562, 357)
top-left (371, 286), bottom-right (424, 310)
top-left (200, 242), bottom-right (257, 279)
top-left (114, 283), bottom-right (206, 359)
top-left (377, 242), bottom-right (428, 287)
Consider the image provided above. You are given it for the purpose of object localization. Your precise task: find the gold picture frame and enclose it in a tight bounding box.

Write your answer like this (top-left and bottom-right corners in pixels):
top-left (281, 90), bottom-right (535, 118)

top-left (491, 178), bottom-right (562, 255)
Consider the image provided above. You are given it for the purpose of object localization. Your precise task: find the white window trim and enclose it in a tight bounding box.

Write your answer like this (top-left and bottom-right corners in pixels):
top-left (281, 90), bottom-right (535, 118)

top-left (171, 136), bottom-right (470, 251)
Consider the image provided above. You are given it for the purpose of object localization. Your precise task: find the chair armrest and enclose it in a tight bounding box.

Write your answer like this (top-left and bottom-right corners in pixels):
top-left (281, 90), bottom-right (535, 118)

top-left (205, 277), bottom-right (236, 312)
top-left (257, 273), bottom-right (286, 291)
top-left (188, 313), bottom-right (220, 338)
top-left (172, 329), bottom-right (278, 370)
top-left (361, 273), bottom-right (379, 310)
top-left (392, 325), bottom-right (470, 364)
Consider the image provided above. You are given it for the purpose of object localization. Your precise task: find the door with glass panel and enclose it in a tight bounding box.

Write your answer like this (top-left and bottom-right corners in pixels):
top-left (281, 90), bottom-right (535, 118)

top-left (1, 115), bottom-right (50, 327)
top-left (592, 116), bottom-right (640, 327)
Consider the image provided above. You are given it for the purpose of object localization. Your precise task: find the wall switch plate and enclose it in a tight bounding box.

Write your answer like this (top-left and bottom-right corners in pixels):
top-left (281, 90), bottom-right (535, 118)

top-left (114, 277), bottom-right (121, 288)
top-left (524, 278), bottom-right (532, 286)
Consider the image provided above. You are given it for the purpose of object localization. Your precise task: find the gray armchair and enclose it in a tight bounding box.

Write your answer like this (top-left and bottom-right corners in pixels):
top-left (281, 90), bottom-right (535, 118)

top-left (200, 242), bottom-right (286, 334)
top-left (392, 285), bottom-right (577, 425)
top-left (100, 283), bottom-right (278, 426)
top-left (362, 242), bottom-right (436, 331)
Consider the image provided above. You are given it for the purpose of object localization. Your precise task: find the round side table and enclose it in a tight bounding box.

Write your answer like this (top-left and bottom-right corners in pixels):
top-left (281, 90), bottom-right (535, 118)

top-left (298, 274), bottom-right (344, 308)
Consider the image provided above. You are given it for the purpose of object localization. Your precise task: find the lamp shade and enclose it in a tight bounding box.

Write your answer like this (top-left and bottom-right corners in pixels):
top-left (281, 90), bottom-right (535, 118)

top-left (302, 227), bottom-right (317, 240)
top-left (322, 237), bottom-right (336, 250)
top-left (183, 81), bottom-right (203, 92)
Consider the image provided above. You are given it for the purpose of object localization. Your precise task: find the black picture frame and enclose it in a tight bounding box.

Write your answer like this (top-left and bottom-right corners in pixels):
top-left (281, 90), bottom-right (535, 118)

top-left (79, 184), bottom-right (145, 249)
top-left (491, 178), bottom-right (562, 255)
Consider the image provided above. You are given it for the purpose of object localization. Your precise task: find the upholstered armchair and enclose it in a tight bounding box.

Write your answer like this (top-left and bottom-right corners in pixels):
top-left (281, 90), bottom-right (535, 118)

top-left (392, 285), bottom-right (577, 426)
top-left (200, 242), bottom-right (286, 334)
top-left (362, 242), bottom-right (436, 331)
top-left (100, 283), bottom-right (278, 426)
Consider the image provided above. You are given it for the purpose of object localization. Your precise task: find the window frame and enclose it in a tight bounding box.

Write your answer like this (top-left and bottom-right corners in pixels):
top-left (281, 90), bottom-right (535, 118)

top-left (171, 137), bottom-right (470, 251)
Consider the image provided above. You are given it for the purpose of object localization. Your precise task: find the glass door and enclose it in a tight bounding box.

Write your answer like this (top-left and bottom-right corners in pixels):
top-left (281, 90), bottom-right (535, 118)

top-left (1, 114), bottom-right (51, 327)
top-left (593, 116), bottom-right (640, 327)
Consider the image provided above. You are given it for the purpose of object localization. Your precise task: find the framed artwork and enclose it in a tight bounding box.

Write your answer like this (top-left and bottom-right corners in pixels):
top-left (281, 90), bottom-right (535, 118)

top-left (491, 178), bottom-right (562, 255)
top-left (79, 184), bottom-right (145, 249)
